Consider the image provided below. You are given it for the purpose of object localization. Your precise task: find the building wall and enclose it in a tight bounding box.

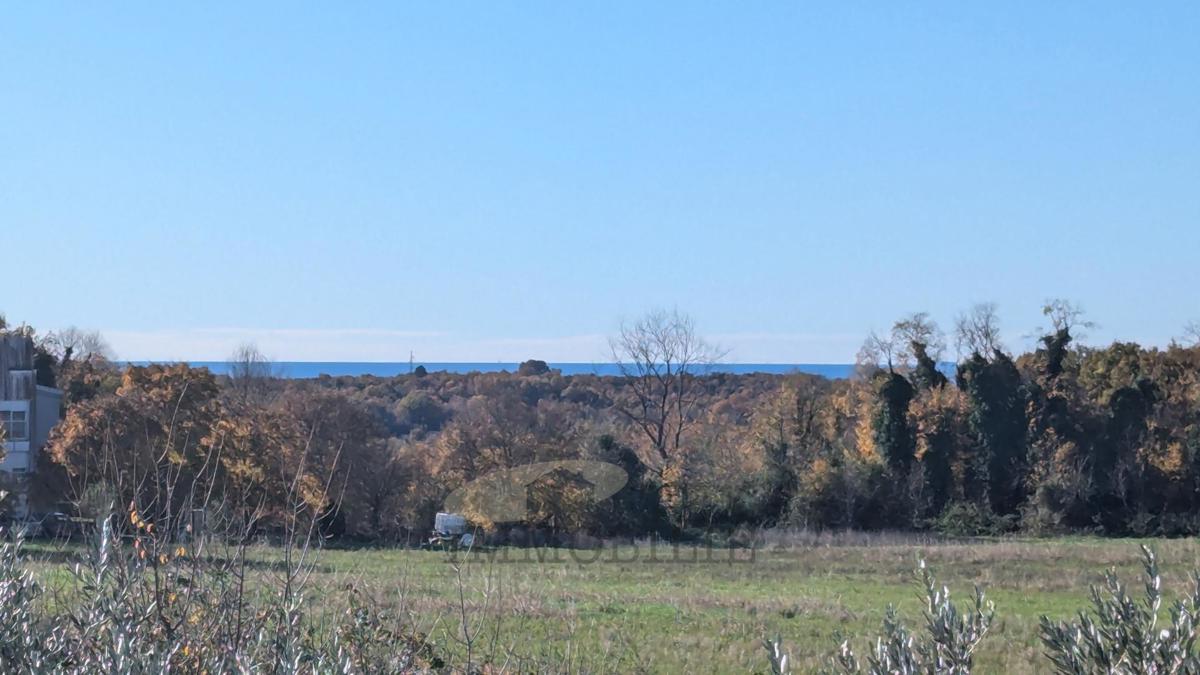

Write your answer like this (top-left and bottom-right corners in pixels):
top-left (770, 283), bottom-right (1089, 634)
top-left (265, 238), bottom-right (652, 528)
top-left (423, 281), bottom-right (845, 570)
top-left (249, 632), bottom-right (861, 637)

top-left (0, 335), bottom-right (35, 400)
top-left (0, 399), bottom-right (32, 473)
top-left (33, 386), bottom-right (62, 471)
top-left (0, 334), bottom-right (64, 517)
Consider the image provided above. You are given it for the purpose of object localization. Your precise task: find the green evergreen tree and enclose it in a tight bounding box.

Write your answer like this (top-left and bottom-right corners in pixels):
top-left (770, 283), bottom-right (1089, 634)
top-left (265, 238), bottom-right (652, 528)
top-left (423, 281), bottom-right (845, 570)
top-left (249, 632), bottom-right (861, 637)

top-left (957, 350), bottom-right (1028, 515)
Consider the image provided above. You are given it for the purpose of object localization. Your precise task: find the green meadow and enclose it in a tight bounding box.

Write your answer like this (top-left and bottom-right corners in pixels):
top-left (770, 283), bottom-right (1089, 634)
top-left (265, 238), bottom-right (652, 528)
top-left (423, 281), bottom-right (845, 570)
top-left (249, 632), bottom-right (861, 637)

top-left (29, 535), bottom-right (1200, 673)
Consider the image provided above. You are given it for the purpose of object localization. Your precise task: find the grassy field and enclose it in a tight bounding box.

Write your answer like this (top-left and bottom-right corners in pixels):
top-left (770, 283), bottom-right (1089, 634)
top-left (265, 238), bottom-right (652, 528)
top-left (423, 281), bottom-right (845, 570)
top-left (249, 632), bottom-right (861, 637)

top-left (25, 534), bottom-right (1200, 673)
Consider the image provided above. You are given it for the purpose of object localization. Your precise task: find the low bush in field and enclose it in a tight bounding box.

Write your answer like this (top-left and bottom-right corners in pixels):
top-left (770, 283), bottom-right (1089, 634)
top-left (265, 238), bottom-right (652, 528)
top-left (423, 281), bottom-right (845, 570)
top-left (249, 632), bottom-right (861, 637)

top-left (931, 501), bottom-right (1015, 537)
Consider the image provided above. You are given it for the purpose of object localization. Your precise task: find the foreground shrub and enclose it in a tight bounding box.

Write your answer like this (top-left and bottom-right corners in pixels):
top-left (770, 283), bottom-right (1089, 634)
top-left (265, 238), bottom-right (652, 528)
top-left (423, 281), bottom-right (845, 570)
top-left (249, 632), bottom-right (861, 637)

top-left (0, 524), bottom-right (442, 673)
top-left (768, 547), bottom-right (1200, 674)
top-left (765, 559), bottom-right (994, 674)
top-left (1040, 545), bottom-right (1200, 674)
top-left (828, 559), bottom-right (994, 674)
top-left (0, 536), bottom-right (60, 670)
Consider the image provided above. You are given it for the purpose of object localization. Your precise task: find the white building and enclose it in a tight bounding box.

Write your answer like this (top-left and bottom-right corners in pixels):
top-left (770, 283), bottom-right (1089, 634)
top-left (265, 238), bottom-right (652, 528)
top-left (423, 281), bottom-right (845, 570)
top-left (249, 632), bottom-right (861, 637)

top-left (0, 333), bottom-right (62, 516)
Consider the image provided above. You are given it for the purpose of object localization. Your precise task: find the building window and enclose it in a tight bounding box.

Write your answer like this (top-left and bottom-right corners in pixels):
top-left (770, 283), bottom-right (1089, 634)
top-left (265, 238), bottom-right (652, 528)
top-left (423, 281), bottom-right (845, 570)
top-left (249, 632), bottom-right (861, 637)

top-left (0, 410), bottom-right (28, 441)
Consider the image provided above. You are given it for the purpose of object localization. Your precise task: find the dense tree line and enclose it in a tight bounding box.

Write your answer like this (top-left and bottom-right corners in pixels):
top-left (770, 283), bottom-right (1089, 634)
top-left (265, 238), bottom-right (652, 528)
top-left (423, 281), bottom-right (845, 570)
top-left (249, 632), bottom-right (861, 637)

top-left (12, 304), bottom-right (1200, 541)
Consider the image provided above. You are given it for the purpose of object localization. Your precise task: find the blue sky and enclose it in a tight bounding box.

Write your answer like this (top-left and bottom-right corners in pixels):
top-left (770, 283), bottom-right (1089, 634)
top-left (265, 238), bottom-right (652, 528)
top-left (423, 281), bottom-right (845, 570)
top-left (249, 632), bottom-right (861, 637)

top-left (2, 4), bottom-right (1197, 362)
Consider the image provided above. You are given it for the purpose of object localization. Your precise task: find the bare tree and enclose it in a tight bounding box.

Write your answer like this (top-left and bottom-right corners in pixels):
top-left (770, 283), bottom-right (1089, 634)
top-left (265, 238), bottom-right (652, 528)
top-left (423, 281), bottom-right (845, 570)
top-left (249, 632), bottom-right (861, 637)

top-left (955, 302), bottom-right (1004, 358)
top-left (893, 312), bottom-right (945, 364)
top-left (227, 342), bottom-right (277, 404)
top-left (1184, 321), bottom-right (1200, 347)
top-left (47, 326), bottom-right (113, 362)
top-left (1041, 299), bottom-right (1096, 338)
top-left (856, 330), bottom-right (898, 374)
top-left (609, 309), bottom-right (723, 471)
top-left (856, 313), bottom-right (945, 374)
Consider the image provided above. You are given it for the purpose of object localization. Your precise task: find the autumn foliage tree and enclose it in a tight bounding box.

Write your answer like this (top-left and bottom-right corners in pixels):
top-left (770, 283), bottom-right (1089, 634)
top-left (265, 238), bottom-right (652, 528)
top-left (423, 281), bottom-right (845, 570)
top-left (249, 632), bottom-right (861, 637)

top-left (27, 302), bottom-right (1200, 541)
top-left (48, 364), bottom-right (352, 536)
top-left (47, 364), bottom-right (223, 531)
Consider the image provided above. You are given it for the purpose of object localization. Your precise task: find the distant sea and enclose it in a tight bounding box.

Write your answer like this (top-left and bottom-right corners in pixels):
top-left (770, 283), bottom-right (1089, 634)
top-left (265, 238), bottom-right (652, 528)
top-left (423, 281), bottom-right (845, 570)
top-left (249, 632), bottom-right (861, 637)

top-left (130, 362), bottom-right (871, 379)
